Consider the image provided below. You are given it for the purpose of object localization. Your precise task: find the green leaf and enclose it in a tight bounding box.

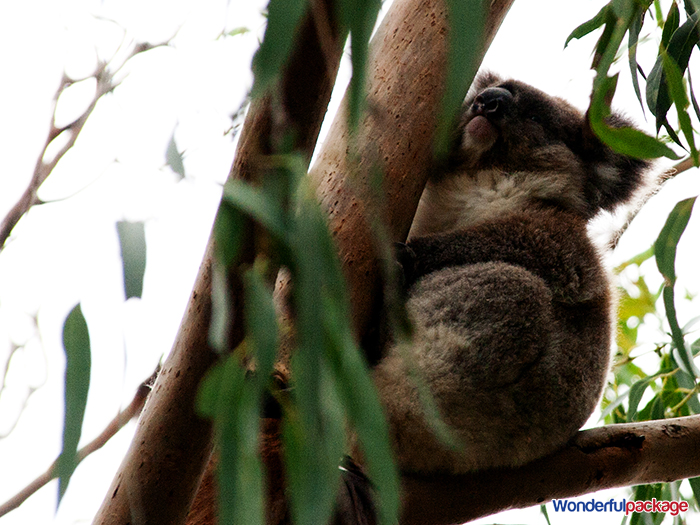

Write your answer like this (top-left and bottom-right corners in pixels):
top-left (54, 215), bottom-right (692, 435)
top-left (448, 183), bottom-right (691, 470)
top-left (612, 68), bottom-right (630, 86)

top-left (656, 197), bottom-right (698, 377)
top-left (628, 10), bottom-right (646, 112)
top-left (661, 50), bottom-right (699, 163)
top-left (655, 197), bottom-right (696, 284)
top-left (646, 10), bottom-right (700, 130)
top-left (323, 298), bottom-right (400, 525)
top-left (590, 75), bottom-right (680, 159)
top-left (434, 0), bottom-right (487, 159)
top-left (251, 0), bottom-right (308, 97)
top-left (689, 476), bottom-right (700, 506)
top-left (661, 2), bottom-right (681, 49)
top-left (224, 27), bottom-right (250, 38)
top-left (628, 375), bottom-right (657, 421)
top-left (243, 267), bottom-right (278, 384)
top-left (221, 178), bottom-right (288, 242)
top-left (337, 0), bottom-right (382, 130)
top-left (57, 304), bottom-right (91, 504)
top-left (165, 131), bottom-right (185, 180)
top-left (565, 4), bottom-right (611, 47)
top-left (116, 221), bottom-right (147, 300)
top-left (216, 355), bottom-right (265, 525)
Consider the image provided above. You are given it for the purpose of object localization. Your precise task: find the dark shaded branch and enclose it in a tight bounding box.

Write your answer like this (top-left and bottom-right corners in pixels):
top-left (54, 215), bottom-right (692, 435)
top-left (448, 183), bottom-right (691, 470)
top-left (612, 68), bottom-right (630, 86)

top-left (401, 415), bottom-right (700, 525)
top-left (0, 371), bottom-right (153, 518)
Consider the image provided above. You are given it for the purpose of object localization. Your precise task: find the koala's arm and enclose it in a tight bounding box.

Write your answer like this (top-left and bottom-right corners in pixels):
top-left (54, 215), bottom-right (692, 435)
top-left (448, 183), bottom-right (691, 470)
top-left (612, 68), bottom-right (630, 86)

top-left (404, 209), bottom-right (605, 302)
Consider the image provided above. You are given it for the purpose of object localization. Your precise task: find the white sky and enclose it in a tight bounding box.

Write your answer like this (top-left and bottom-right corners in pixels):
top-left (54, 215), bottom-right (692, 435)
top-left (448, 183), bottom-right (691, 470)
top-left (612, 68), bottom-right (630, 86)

top-left (0, 1), bottom-right (699, 524)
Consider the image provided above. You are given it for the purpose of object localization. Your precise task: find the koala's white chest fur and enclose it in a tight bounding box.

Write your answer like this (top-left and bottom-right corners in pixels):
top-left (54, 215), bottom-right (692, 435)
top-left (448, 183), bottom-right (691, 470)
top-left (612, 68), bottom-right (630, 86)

top-left (409, 169), bottom-right (584, 238)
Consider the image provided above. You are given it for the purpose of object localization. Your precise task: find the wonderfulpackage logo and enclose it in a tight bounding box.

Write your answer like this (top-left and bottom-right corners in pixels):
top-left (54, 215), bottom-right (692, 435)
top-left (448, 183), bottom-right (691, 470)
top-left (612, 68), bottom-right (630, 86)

top-left (552, 498), bottom-right (689, 516)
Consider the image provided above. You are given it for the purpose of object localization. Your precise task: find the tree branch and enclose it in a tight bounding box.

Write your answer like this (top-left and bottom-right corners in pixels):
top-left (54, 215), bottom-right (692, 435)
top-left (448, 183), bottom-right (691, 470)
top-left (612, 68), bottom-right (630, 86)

top-left (0, 370), bottom-right (153, 518)
top-left (0, 40), bottom-right (168, 251)
top-left (401, 415), bottom-right (700, 525)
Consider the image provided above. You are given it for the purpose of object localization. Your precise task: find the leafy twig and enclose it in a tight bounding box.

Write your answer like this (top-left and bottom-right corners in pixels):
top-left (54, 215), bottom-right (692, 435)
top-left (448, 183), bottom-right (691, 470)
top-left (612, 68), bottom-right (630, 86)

top-left (0, 369), bottom-right (156, 518)
top-left (0, 39), bottom-right (169, 252)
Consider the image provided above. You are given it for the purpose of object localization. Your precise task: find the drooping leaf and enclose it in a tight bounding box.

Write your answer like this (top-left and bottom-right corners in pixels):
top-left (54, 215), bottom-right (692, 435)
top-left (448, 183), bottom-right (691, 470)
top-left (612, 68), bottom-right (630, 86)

top-left (661, 2), bottom-right (681, 48)
top-left (646, 10), bottom-right (700, 130)
top-left (221, 178), bottom-right (288, 242)
top-left (243, 267), bottom-right (278, 385)
top-left (216, 355), bottom-right (265, 525)
top-left (165, 132), bottom-right (185, 180)
top-left (590, 75), bottom-right (680, 159)
top-left (116, 221), bottom-right (147, 300)
top-left (655, 197), bottom-right (696, 284)
top-left (251, 0), bottom-right (308, 97)
top-left (628, 10), bottom-right (647, 112)
top-left (655, 197), bottom-right (698, 377)
top-left (337, 0), bottom-right (382, 130)
top-left (661, 50), bottom-right (699, 163)
top-left (57, 304), bottom-right (91, 504)
top-left (565, 4), bottom-right (611, 47)
top-left (434, 0), bottom-right (487, 159)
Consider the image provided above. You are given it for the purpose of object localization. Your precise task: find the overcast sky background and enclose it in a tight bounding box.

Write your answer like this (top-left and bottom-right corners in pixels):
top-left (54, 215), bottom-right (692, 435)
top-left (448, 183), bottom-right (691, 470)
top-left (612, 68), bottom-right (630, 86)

top-left (1, 0), bottom-right (699, 524)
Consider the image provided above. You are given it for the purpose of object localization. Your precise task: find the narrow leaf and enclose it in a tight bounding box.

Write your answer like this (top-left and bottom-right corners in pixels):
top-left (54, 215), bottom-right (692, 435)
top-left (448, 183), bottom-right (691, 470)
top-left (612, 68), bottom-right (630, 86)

top-left (116, 221), bottom-right (147, 300)
top-left (628, 10), bottom-right (646, 112)
top-left (57, 304), bottom-right (91, 504)
top-left (654, 197), bottom-right (696, 283)
top-left (165, 132), bottom-right (185, 180)
top-left (251, 0), bottom-right (308, 97)
top-left (338, 0), bottom-right (382, 130)
top-left (221, 178), bottom-right (287, 241)
top-left (656, 197), bottom-right (698, 377)
top-left (590, 75), bottom-right (680, 159)
top-left (435, 0), bottom-right (487, 159)
top-left (661, 51), bottom-right (699, 162)
top-left (565, 4), bottom-right (611, 47)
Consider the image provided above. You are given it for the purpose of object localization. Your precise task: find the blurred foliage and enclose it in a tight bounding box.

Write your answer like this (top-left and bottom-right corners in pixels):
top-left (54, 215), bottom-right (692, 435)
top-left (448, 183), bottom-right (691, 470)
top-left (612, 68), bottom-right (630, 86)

top-left (569, 1), bottom-right (700, 521)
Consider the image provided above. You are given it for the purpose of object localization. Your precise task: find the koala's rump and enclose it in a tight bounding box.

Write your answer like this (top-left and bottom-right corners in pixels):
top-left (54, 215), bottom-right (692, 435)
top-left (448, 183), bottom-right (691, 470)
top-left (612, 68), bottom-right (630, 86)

top-left (373, 261), bottom-right (610, 474)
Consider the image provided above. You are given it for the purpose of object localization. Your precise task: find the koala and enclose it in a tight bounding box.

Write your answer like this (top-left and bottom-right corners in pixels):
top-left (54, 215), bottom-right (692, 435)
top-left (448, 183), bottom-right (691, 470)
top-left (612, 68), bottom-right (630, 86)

top-left (371, 73), bottom-right (649, 474)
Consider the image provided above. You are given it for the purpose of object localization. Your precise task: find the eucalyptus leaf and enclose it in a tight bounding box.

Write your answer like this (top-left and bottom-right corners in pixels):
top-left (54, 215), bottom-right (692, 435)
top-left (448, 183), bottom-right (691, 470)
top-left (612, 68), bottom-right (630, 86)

top-left (590, 75), bottom-right (680, 159)
top-left (57, 304), bottom-right (91, 504)
top-left (337, 0), bottom-right (382, 130)
top-left (165, 132), bottom-right (185, 180)
top-left (661, 51), bottom-right (699, 162)
top-left (435, 0), bottom-right (486, 159)
top-left (251, 0), bottom-right (308, 97)
top-left (654, 197), bottom-right (696, 284)
top-left (565, 4), bottom-right (611, 47)
top-left (221, 178), bottom-right (288, 242)
top-left (116, 221), bottom-right (147, 300)
top-left (628, 10), bottom-right (646, 112)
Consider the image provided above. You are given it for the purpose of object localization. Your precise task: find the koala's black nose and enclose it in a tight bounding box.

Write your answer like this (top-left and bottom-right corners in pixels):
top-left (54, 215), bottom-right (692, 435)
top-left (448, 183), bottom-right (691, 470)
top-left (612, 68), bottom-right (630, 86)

top-left (472, 87), bottom-right (513, 118)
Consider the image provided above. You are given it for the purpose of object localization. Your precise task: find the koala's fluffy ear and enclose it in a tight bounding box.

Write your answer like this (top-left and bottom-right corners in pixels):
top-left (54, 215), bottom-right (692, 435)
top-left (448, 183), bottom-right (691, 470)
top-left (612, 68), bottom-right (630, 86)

top-left (580, 110), bottom-right (651, 215)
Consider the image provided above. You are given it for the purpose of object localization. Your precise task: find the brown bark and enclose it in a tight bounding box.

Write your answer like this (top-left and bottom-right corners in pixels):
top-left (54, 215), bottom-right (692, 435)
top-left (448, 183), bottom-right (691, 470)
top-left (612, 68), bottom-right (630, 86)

top-left (308, 0), bottom-right (513, 339)
top-left (401, 415), bottom-right (700, 525)
top-left (93, 2), bottom-right (344, 524)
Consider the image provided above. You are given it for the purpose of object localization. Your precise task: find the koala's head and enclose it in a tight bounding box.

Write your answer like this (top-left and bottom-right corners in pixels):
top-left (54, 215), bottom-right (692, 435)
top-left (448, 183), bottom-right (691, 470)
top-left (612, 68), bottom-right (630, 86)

top-left (452, 73), bottom-right (650, 218)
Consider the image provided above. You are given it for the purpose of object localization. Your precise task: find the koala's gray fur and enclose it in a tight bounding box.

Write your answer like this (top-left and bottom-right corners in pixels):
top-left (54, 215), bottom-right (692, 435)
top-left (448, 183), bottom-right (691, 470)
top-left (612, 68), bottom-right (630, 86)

top-left (372, 73), bottom-right (650, 474)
